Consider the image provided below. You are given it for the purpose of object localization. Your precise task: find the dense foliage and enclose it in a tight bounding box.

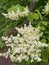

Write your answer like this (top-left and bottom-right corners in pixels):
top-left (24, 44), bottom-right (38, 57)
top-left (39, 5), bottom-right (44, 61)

top-left (0, 0), bottom-right (49, 65)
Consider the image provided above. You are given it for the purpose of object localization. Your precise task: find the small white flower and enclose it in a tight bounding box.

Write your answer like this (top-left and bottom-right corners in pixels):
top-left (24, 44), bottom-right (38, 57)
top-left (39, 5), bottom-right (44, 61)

top-left (2, 13), bottom-right (8, 18)
top-left (2, 36), bottom-right (8, 41)
top-left (37, 57), bottom-right (42, 62)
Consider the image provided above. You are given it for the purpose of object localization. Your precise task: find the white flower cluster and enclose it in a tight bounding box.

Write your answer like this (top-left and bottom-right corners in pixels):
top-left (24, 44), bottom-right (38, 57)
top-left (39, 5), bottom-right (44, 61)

top-left (43, 3), bottom-right (49, 14)
top-left (2, 6), bottom-right (29, 20)
top-left (1, 24), bottom-right (48, 63)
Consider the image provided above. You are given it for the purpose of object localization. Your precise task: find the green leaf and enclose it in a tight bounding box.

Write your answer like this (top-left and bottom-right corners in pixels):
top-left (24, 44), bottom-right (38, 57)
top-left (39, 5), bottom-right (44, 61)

top-left (41, 39), bottom-right (47, 43)
top-left (8, 5), bottom-right (17, 12)
top-left (41, 21), bottom-right (48, 27)
top-left (33, 13), bottom-right (39, 20)
top-left (28, 12), bottom-right (34, 22)
top-left (15, 4), bottom-right (24, 11)
top-left (36, 22), bottom-right (41, 27)
top-left (8, 4), bottom-right (25, 12)
top-left (35, 10), bottom-right (42, 20)
top-left (40, 26), bottom-right (46, 31)
top-left (28, 12), bottom-right (39, 22)
top-left (41, 49), bottom-right (48, 62)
